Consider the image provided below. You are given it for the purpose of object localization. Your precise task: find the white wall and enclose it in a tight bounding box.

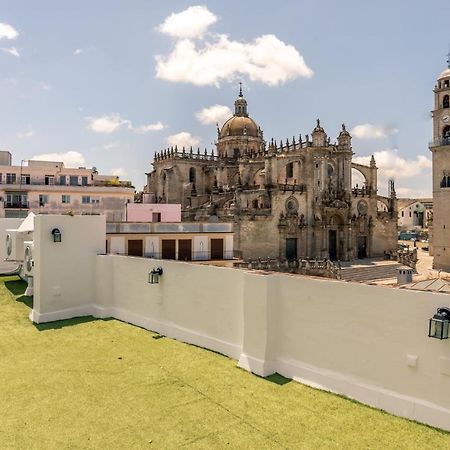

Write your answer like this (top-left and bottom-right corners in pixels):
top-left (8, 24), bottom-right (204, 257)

top-left (145, 236), bottom-right (159, 257)
top-left (29, 230), bottom-right (450, 431)
top-left (31, 215), bottom-right (106, 322)
top-left (193, 236), bottom-right (208, 260)
top-left (109, 236), bottom-right (125, 254)
top-left (0, 218), bottom-right (24, 273)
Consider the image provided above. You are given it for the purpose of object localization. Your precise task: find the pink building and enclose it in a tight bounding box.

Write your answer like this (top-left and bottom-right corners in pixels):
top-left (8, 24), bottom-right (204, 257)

top-left (126, 203), bottom-right (181, 222)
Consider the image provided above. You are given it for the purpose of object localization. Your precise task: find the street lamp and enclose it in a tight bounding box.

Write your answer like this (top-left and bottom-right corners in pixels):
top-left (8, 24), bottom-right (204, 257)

top-left (429, 307), bottom-right (450, 340)
top-left (148, 267), bottom-right (163, 284)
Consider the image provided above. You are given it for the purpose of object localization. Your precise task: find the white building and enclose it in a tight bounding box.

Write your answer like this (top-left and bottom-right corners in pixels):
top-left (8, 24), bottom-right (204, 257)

top-left (0, 151), bottom-right (134, 220)
top-left (397, 198), bottom-right (433, 230)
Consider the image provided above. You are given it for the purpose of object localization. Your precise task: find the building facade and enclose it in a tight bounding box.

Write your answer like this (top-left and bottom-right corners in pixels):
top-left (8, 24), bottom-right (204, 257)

top-left (0, 152), bottom-right (134, 220)
top-left (398, 198), bottom-right (433, 231)
top-left (429, 55), bottom-right (450, 270)
top-left (146, 89), bottom-right (398, 261)
top-left (107, 221), bottom-right (234, 261)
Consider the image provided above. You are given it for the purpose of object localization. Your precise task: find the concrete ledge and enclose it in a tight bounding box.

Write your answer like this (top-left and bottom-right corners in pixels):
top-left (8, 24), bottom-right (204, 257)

top-left (238, 353), bottom-right (275, 377)
top-left (29, 305), bottom-right (97, 324)
top-left (276, 357), bottom-right (450, 432)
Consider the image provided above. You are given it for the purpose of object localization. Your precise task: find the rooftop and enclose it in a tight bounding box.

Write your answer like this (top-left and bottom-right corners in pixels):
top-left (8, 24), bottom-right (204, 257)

top-left (1, 276), bottom-right (449, 448)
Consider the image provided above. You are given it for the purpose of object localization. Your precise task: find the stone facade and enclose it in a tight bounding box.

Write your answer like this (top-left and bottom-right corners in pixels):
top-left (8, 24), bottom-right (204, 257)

top-left (429, 55), bottom-right (450, 270)
top-left (146, 89), bottom-right (398, 261)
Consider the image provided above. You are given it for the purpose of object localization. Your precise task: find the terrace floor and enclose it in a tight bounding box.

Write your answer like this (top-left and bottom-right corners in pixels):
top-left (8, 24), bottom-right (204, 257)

top-left (1, 276), bottom-right (449, 449)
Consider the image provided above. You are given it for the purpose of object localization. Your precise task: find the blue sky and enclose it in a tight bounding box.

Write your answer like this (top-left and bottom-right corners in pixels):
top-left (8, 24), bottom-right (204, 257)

top-left (0, 1), bottom-right (449, 196)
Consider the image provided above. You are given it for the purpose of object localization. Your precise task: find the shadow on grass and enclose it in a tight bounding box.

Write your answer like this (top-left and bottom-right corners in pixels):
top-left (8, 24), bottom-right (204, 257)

top-left (16, 295), bottom-right (33, 309)
top-left (33, 315), bottom-right (111, 331)
top-left (265, 373), bottom-right (292, 386)
top-left (5, 278), bottom-right (27, 296)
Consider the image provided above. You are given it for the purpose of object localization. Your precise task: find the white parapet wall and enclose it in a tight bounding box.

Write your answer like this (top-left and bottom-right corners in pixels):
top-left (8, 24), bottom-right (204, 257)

top-left (29, 214), bottom-right (450, 431)
top-left (30, 214), bottom-right (106, 322)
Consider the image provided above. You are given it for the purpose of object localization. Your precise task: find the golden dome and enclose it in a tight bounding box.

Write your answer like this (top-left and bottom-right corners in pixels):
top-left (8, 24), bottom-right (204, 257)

top-left (219, 115), bottom-right (260, 138)
top-left (438, 67), bottom-right (450, 80)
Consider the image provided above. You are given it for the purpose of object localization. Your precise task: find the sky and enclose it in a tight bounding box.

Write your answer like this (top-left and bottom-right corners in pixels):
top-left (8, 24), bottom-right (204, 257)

top-left (0, 1), bottom-right (449, 196)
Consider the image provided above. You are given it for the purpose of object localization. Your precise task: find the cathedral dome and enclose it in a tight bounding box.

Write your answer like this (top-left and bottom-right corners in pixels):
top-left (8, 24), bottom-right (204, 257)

top-left (438, 67), bottom-right (450, 80)
top-left (219, 115), bottom-right (260, 138)
top-left (219, 84), bottom-right (261, 139)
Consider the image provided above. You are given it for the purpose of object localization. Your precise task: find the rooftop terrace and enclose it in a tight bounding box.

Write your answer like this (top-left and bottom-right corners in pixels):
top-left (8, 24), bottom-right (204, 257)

top-left (1, 276), bottom-right (449, 449)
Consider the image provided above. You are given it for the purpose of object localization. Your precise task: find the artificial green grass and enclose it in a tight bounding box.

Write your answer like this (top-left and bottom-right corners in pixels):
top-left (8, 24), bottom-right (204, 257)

top-left (1, 276), bottom-right (449, 449)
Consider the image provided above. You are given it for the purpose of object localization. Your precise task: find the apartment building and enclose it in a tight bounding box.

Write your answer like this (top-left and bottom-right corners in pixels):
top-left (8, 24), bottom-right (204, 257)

top-left (0, 151), bottom-right (134, 220)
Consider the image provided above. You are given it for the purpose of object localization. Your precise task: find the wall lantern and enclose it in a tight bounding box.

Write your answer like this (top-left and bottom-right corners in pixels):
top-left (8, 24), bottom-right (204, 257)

top-left (148, 267), bottom-right (163, 284)
top-left (429, 307), bottom-right (450, 340)
top-left (51, 228), bottom-right (62, 243)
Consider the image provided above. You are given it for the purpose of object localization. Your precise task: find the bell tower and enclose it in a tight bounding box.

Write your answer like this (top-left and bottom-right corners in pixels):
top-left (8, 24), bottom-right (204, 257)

top-left (430, 51), bottom-right (450, 270)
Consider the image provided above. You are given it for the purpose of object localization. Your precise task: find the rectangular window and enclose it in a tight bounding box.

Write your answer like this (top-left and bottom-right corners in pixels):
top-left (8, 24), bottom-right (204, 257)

top-left (82, 195), bottom-right (91, 204)
top-left (21, 174), bottom-right (30, 185)
top-left (81, 176), bottom-right (88, 186)
top-left (6, 173), bottom-right (16, 184)
top-left (45, 175), bottom-right (54, 185)
top-left (70, 176), bottom-right (78, 186)
top-left (90, 197), bottom-right (100, 204)
top-left (39, 194), bottom-right (48, 206)
top-left (59, 175), bottom-right (66, 186)
top-left (61, 195), bottom-right (71, 204)
top-left (0, 173), bottom-right (2, 183)
top-left (409, 211), bottom-right (412, 217)
top-left (5, 193), bottom-right (28, 208)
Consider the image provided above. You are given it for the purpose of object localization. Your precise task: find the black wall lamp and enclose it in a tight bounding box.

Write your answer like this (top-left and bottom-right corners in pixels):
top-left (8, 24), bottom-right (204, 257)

top-left (429, 307), bottom-right (450, 340)
top-left (148, 267), bottom-right (163, 284)
top-left (51, 228), bottom-right (62, 243)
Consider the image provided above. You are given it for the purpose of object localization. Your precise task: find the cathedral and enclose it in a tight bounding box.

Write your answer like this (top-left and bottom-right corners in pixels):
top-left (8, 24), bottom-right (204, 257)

top-left (145, 87), bottom-right (398, 261)
top-left (429, 54), bottom-right (450, 270)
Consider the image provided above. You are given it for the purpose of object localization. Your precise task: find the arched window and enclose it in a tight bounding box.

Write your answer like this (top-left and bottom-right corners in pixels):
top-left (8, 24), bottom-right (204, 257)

top-left (327, 164), bottom-right (334, 177)
top-left (444, 95), bottom-right (449, 109)
top-left (286, 162), bottom-right (294, 178)
top-left (189, 167), bottom-right (196, 183)
top-left (443, 125), bottom-right (450, 141)
top-left (252, 199), bottom-right (258, 209)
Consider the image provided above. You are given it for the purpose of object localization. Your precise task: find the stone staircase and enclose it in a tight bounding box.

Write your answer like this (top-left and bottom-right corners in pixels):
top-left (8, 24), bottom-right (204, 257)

top-left (340, 260), bottom-right (402, 282)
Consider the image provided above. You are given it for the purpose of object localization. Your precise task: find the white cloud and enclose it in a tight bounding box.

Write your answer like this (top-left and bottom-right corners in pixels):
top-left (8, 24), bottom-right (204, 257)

top-left (16, 126), bottom-right (34, 139)
top-left (102, 143), bottom-right (117, 150)
top-left (73, 48), bottom-right (83, 55)
top-left (86, 114), bottom-right (130, 134)
top-left (166, 132), bottom-right (200, 148)
top-left (110, 167), bottom-right (127, 177)
top-left (31, 151), bottom-right (86, 168)
top-left (396, 187), bottom-right (431, 198)
top-left (134, 121), bottom-right (166, 133)
top-left (38, 82), bottom-right (51, 91)
top-left (351, 123), bottom-right (399, 139)
top-left (1, 47), bottom-right (20, 57)
top-left (0, 23), bottom-right (19, 40)
top-left (155, 7), bottom-right (313, 87)
top-left (196, 104), bottom-right (232, 125)
top-left (353, 149), bottom-right (431, 181)
top-left (157, 5), bottom-right (217, 39)
top-left (86, 114), bottom-right (165, 134)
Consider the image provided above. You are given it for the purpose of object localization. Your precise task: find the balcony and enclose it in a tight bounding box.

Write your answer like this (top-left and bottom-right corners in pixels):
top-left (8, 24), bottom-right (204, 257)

top-left (429, 137), bottom-right (450, 148)
top-left (4, 201), bottom-right (29, 209)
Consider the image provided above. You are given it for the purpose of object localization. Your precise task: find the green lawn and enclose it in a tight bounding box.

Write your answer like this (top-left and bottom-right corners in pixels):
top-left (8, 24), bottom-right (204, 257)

top-left (1, 276), bottom-right (449, 449)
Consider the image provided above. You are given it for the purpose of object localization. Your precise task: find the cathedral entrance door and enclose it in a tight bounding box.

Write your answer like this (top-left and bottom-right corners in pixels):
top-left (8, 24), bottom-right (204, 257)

top-left (286, 238), bottom-right (297, 261)
top-left (328, 230), bottom-right (337, 261)
top-left (357, 236), bottom-right (367, 259)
